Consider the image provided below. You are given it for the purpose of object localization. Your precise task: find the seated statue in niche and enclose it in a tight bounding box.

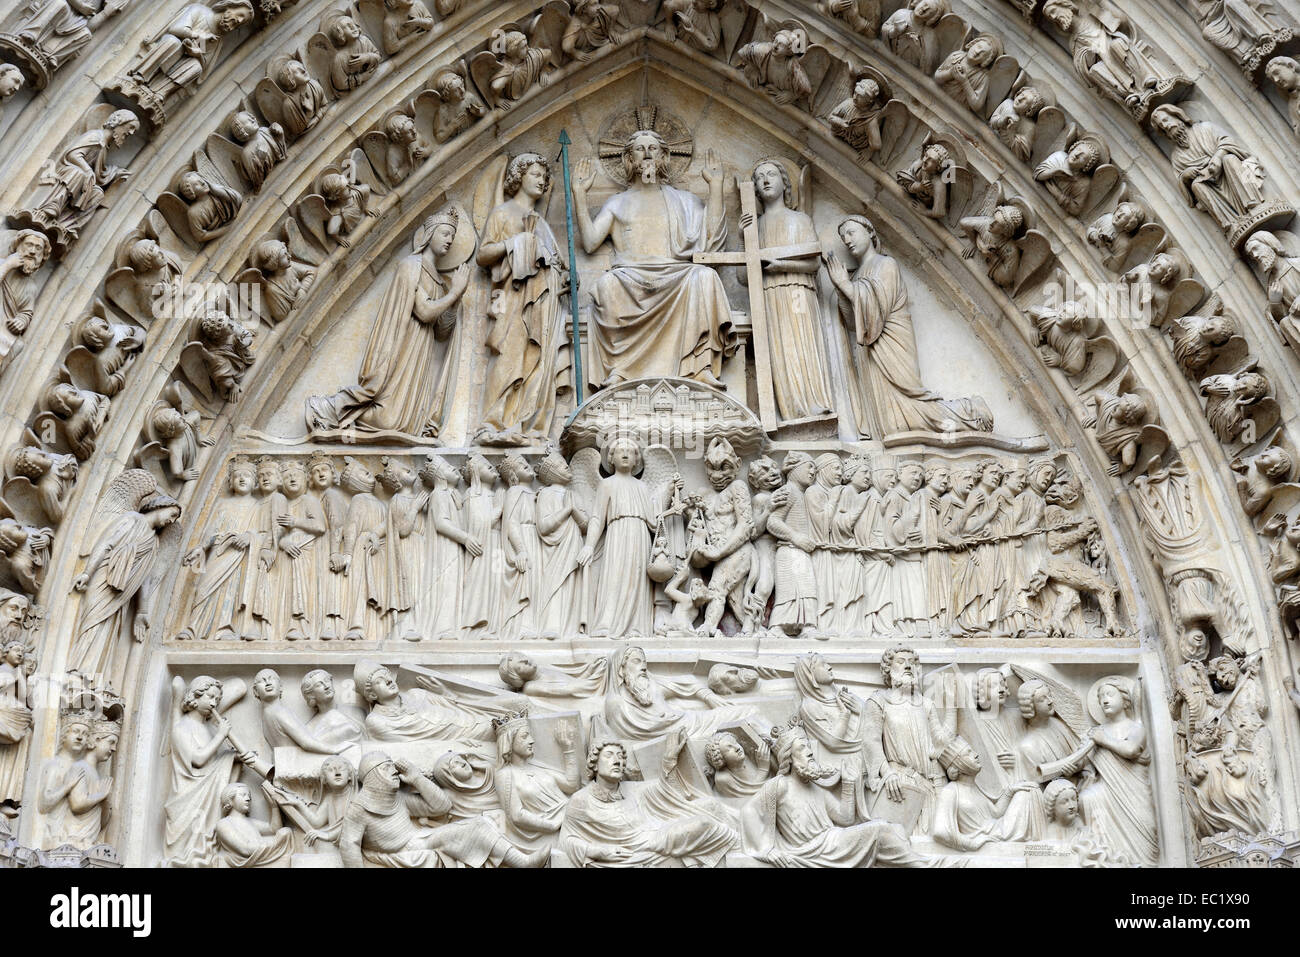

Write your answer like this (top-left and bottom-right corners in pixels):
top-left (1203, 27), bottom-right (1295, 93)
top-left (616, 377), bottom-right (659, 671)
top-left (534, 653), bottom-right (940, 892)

top-left (306, 208), bottom-right (472, 440)
top-left (1194, 0), bottom-right (1294, 73)
top-left (161, 167), bottom-right (243, 246)
top-left (571, 127), bottom-right (733, 389)
top-left (0, 229), bottom-right (51, 377)
top-left (1243, 231), bottom-right (1300, 354)
top-left (181, 309), bottom-right (256, 405)
top-left (111, 1), bottom-right (254, 122)
top-left (735, 27), bottom-right (813, 110)
top-left (895, 138), bottom-right (960, 221)
top-left (244, 239), bottom-right (315, 325)
top-left (819, 0), bottom-right (880, 37)
top-left (257, 56), bottom-right (328, 142)
top-left (340, 751), bottom-right (548, 867)
top-left (0, 517), bottom-right (52, 598)
top-left (477, 28), bottom-right (550, 112)
top-left (67, 309), bottom-right (143, 398)
top-left (661, 0), bottom-right (726, 52)
top-left (1041, 0), bottom-right (1188, 122)
top-left (741, 720), bottom-right (952, 867)
top-left (13, 107), bottom-right (139, 253)
top-left (2, 0), bottom-right (130, 85)
top-left (1151, 105), bottom-right (1287, 241)
top-left (214, 781), bottom-right (294, 868)
top-left (1033, 132), bottom-right (1110, 217)
top-left (559, 733), bottom-right (738, 867)
top-left (825, 215), bottom-right (992, 438)
top-left (378, 0), bottom-right (434, 55)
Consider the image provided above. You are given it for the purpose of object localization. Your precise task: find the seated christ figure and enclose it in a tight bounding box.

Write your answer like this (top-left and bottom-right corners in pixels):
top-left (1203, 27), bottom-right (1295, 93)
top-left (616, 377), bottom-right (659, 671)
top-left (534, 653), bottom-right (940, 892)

top-left (571, 129), bottom-right (734, 389)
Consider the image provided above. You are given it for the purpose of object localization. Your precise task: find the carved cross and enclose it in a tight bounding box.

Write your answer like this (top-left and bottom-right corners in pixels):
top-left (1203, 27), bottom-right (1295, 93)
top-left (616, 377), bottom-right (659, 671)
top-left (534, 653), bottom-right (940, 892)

top-left (693, 176), bottom-right (822, 433)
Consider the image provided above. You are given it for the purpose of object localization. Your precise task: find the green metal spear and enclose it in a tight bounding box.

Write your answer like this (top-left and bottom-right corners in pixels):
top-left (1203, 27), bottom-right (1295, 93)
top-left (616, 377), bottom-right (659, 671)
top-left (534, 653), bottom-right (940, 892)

top-left (558, 130), bottom-right (585, 416)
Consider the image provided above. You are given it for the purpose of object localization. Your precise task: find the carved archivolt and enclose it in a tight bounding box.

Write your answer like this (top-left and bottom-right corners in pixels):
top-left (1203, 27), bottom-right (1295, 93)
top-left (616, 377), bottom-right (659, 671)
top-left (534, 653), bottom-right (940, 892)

top-left (0, 0), bottom-right (1297, 868)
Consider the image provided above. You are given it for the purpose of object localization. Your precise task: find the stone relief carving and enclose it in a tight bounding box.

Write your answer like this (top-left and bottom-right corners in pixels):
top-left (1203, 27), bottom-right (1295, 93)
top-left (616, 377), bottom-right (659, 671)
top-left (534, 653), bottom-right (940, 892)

top-left (255, 54), bottom-right (329, 142)
top-left (0, 0), bottom-right (130, 90)
top-left (419, 63), bottom-right (486, 143)
top-left (8, 105), bottom-right (139, 258)
top-left (307, 10), bottom-right (383, 98)
top-left (107, 0), bottom-right (256, 128)
top-left (170, 445), bottom-right (1127, 643)
top-left (0, 228), bottom-right (50, 378)
top-left (1041, 0), bottom-right (1191, 123)
top-left (1192, 0), bottom-right (1295, 76)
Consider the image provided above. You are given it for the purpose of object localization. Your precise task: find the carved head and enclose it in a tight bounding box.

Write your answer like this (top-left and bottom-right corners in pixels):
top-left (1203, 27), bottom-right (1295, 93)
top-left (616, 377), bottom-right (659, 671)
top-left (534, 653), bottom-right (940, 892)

top-left (772, 30), bottom-right (800, 58)
top-left (357, 752), bottom-right (401, 791)
top-left (320, 755), bottom-right (355, 791)
top-left (182, 676), bottom-right (223, 716)
top-left (307, 452), bottom-right (337, 490)
top-left (617, 646), bottom-right (651, 705)
top-left (912, 0), bottom-right (949, 27)
top-left (251, 239), bottom-right (291, 273)
top-left (1017, 679), bottom-right (1053, 720)
top-left (708, 663), bottom-right (758, 695)
top-left (991, 204), bottom-right (1025, 238)
top-left (104, 109), bottom-right (139, 145)
top-left (898, 462), bottom-right (925, 493)
top-left (586, 740), bottom-right (627, 782)
top-left (1116, 393), bottom-right (1148, 424)
top-left (419, 453), bottom-right (460, 488)
top-left (327, 15), bottom-right (362, 47)
top-left (277, 58), bottom-right (310, 91)
top-left (964, 34), bottom-right (1002, 68)
top-left (433, 70), bottom-right (465, 101)
top-left (920, 142), bottom-right (950, 173)
top-left (1027, 457), bottom-right (1056, 493)
top-left (320, 173), bottom-right (350, 204)
top-left (229, 111), bottom-right (260, 142)
top-left (1245, 231), bottom-right (1285, 273)
top-left (853, 77), bottom-right (881, 104)
top-left (1012, 85), bottom-right (1046, 118)
top-left (142, 495), bottom-right (181, 529)
top-left (420, 207), bottom-right (459, 256)
top-left (1256, 446), bottom-right (1293, 479)
top-left (1151, 105), bottom-right (1193, 147)
top-left (872, 464), bottom-right (897, 493)
top-left (1042, 0), bottom-right (1076, 32)
top-left (535, 448), bottom-right (571, 487)
top-left (607, 435), bottom-right (642, 475)
top-left (0, 64), bottom-right (23, 99)
top-left (178, 171), bottom-right (210, 202)
top-left (843, 453), bottom-right (871, 490)
top-left (376, 455), bottom-right (409, 494)
top-left (1210, 655), bottom-right (1241, 691)
top-left (1266, 56), bottom-right (1300, 93)
top-left (494, 710), bottom-right (532, 762)
top-left (215, 0), bottom-right (254, 33)
top-left (837, 215), bottom-right (878, 260)
top-left (938, 737), bottom-right (981, 780)
top-left (252, 668), bottom-right (282, 702)
top-left (128, 238), bottom-right (167, 273)
top-left (924, 464), bottom-right (950, 494)
top-left (10, 230), bottom-right (49, 274)
top-left (385, 112), bottom-right (416, 143)
top-left (1096, 680), bottom-right (1133, 720)
top-left (974, 668), bottom-right (1008, 711)
top-left (703, 438), bottom-right (740, 490)
top-left (92, 719), bottom-right (121, 760)
top-left (300, 669), bottom-right (335, 709)
top-left (746, 456), bottom-right (781, 492)
top-left (880, 645), bottom-right (920, 690)
top-left (60, 716), bottom-right (92, 756)
top-left (1, 639), bottom-right (23, 667)
top-left (1045, 469), bottom-right (1082, 507)
top-left (752, 160), bottom-right (792, 208)
top-left (498, 652), bottom-right (538, 691)
top-left (198, 309), bottom-right (233, 344)
top-left (354, 660), bottom-right (398, 704)
top-left (705, 731), bottom-right (745, 771)
top-left (503, 152), bottom-right (550, 200)
top-left (781, 450), bottom-right (816, 487)
top-left (1004, 467), bottom-right (1028, 494)
top-left (255, 455), bottom-right (282, 494)
top-left (622, 129), bottom-right (670, 185)
top-left (1043, 778), bottom-right (1078, 824)
top-left (80, 314), bottom-right (114, 351)
top-left (9, 445), bottom-right (50, 480)
top-left (432, 751), bottom-right (476, 787)
top-left (462, 452), bottom-right (498, 486)
top-left (498, 453), bottom-right (535, 487)
top-left (1067, 138), bottom-right (1103, 174)
top-left (340, 456), bottom-right (376, 494)
top-left (1112, 201), bottom-right (1146, 234)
